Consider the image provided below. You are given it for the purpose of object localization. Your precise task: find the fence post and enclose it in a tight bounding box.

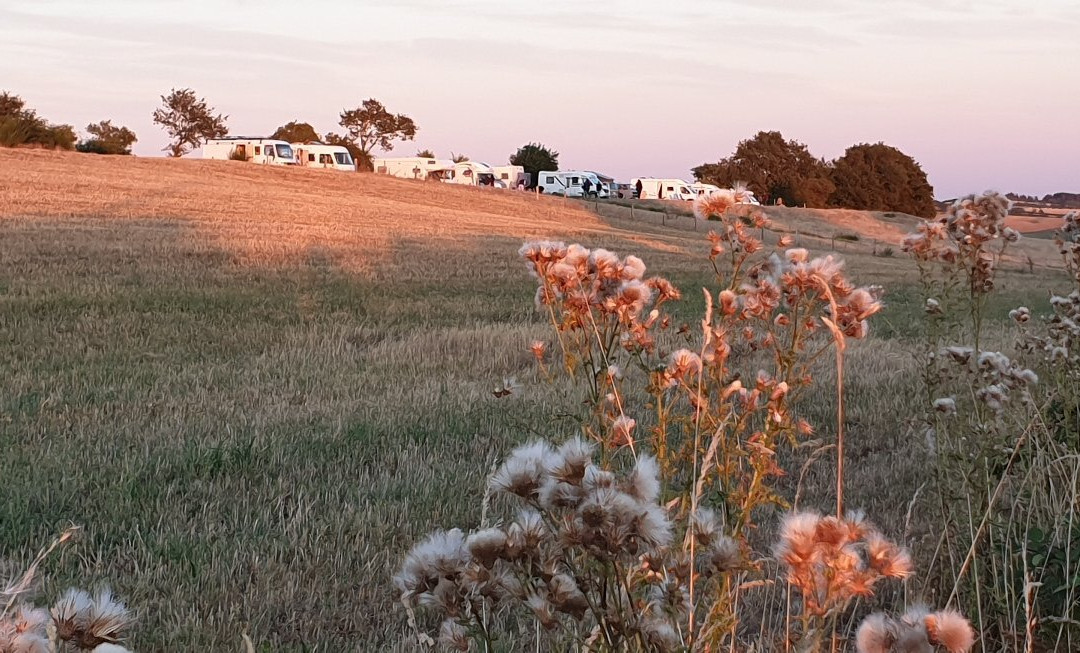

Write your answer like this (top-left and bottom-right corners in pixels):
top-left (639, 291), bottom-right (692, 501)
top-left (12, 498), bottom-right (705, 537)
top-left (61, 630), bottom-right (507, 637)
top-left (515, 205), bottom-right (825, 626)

top-left (663, 209), bottom-right (667, 227)
top-left (630, 204), bottom-right (635, 220)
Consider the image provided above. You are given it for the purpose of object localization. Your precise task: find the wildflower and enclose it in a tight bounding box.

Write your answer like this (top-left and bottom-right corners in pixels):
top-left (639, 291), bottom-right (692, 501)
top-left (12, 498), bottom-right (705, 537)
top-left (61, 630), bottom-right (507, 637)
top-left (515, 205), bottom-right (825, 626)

top-left (1008, 306), bottom-right (1030, 323)
top-left (547, 437), bottom-right (595, 484)
top-left (489, 441), bottom-right (555, 499)
top-left (626, 455), bottom-right (660, 503)
top-left (694, 192), bottom-right (734, 220)
top-left (525, 593), bottom-right (558, 628)
top-left (548, 573), bottom-right (588, 618)
top-left (1003, 226), bottom-right (1021, 242)
top-left (621, 254), bottom-right (646, 281)
top-left (785, 247), bottom-right (809, 263)
top-left (589, 248), bottom-right (620, 281)
top-left (394, 529), bottom-right (470, 600)
top-left (491, 376), bottom-right (521, 398)
top-left (718, 289), bottom-right (738, 315)
top-left (666, 349), bottom-right (703, 380)
top-left (709, 536), bottom-right (740, 573)
top-left (925, 609), bottom-right (976, 652)
top-left (529, 340), bottom-right (546, 360)
top-left (932, 397), bottom-right (956, 416)
top-left (775, 512), bottom-right (820, 567)
top-left (855, 612), bottom-right (895, 653)
top-left (582, 465), bottom-right (615, 492)
top-left (611, 415), bottom-right (636, 448)
top-left (642, 616), bottom-right (681, 650)
top-left (466, 528), bottom-right (508, 568)
top-left (51, 588), bottom-right (93, 643)
top-left (864, 532), bottom-right (913, 579)
top-left (438, 619), bottom-right (470, 651)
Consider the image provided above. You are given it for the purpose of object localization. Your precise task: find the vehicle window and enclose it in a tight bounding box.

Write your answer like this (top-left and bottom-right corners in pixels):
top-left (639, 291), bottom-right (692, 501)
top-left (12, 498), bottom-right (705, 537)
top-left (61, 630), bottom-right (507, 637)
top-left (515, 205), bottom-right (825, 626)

top-left (571, 177), bottom-right (579, 184)
top-left (501, 173), bottom-right (509, 179)
top-left (254, 146), bottom-right (261, 155)
top-left (308, 154), bottom-right (315, 162)
top-left (546, 176), bottom-right (554, 183)
top-left (320, 154), bottom-right (333, 164)
top-left (275, 144), bottom-right (293, 159)
top-left (334, 153), bottom-right (352, 165)
top-left (666, 186), bottom-right (675, 192)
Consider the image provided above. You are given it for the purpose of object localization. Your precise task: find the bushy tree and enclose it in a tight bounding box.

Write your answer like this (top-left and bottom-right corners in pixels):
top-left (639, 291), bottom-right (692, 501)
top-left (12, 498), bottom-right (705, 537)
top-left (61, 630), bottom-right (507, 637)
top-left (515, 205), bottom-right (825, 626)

top-left (337, 99), bottom-right (417, 161)
top-left (0, 90), bottom-right (76, 150)
top-left (152, 88), bottom-right (228, 157)
top-left (324, 132), bottom-right (371, 171)
top-left (271, 121), bottom-right (319, 144)
top-left (693, 131), bottom-right (832, 207)
top-left (416, 149), bottom-right (436, 158)
top-left (451, 152), bottom-right (469, 163)
top-left (830, 142), bottom-right (935, 218)
top-left (77, 120), bottom-right (137, 155)
top-left (509, 142), bottom-right (559, 188)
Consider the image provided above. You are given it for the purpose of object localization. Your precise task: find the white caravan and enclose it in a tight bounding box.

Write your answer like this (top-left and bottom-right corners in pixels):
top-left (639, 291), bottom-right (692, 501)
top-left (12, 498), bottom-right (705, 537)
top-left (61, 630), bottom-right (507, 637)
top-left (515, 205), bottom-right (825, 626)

top-left (536, 171), bottom-right (609, 198)
top-left (632, 178), bottom-right (696, 201)
top-left (448, 161), bottom-right (498, 187)
top-left (690, 183), bottom-right (761, 205)
top-left (493, 165), bottom-right (529, 189)
top-left (373, 157), bottom-right (454, 181)
top-left (292, 143), bottom-right (355, 172)
top-left (202, 138), bottom-right (296, 166)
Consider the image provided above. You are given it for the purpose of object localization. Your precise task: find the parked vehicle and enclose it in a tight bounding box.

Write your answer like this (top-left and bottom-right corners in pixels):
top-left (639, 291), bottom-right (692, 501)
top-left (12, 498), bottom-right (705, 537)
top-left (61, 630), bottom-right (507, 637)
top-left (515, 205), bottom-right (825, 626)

top-left (632, 178), bottom-right (696, 201)
top-left (493, 165), bottom-right (529, 189)
top-left (292, 142), bottom-right (355, 172)
top-left (689, 182), bottom-right (762, 205)
top-left (448, 161), bottom-right (498, 187)
top-left (536, 171), bottom-right (609, 198)
top-left (203, 137), bottom-right (296, 166)
top-left (373, 157), bottom-right (454, 181)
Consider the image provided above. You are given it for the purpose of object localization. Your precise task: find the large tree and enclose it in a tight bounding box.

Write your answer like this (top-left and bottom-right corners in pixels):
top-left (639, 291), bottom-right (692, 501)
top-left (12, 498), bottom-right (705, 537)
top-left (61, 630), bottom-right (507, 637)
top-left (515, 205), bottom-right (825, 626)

top-left (416, 149), bottom-right (436, 158)
top-left (271, 121), bottom-right (319, 144)
top-left (324, 132), bottom-right (371, 171)
top-left (0, 91), bottom-right (76, 150)
top-left (451, 152), bottom-right (469, 163)
top-left (829, 143), bottom-right (935, 218)
top-left (337, 98), bottom-right (417, 161)
top-left (77, 120), bottom-right (137, 155)
top-left (692, 131), bottom-right (832, 207)
top-left (510, 142), bottom-right (559, 188)
top-left (152, 88), bottom-right (228, 157)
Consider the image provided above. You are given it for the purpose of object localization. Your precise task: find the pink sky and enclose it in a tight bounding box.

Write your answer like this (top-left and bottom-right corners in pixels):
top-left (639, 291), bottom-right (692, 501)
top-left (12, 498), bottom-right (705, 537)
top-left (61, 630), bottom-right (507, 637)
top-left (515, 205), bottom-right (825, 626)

top-left (1, 0), bottom-right (1077, 198)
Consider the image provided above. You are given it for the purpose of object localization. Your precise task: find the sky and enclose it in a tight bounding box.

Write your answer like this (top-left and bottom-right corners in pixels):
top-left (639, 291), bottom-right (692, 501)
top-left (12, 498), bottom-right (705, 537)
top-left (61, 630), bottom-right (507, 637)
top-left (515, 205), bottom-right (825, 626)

top-left (0, 0), bottom-right (1077, 198)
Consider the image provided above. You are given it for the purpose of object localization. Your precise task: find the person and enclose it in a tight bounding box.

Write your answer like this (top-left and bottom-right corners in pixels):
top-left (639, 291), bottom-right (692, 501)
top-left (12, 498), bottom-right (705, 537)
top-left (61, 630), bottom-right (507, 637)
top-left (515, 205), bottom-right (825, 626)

top-left (582, 177), bottom-right (593, 196)
top-left (635, 179), bottom-right (643, 198)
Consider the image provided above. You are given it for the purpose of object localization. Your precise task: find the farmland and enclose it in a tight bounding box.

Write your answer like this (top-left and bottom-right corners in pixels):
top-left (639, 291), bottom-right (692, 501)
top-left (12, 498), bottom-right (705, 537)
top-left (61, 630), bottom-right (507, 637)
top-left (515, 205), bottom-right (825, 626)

top-left (0, 149), bottom-right (1072, 650)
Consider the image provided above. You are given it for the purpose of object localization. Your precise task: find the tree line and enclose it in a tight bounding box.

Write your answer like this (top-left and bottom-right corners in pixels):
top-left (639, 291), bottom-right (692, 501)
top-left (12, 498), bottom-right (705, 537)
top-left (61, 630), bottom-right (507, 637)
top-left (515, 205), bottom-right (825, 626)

top-left (693, 131), bottom-right (936, 218)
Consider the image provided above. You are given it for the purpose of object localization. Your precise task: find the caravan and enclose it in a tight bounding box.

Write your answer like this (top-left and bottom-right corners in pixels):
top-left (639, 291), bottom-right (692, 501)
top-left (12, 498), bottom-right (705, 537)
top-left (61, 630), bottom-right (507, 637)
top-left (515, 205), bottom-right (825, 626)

top-left (492, 165), bottom-right (529, 189)
top-left (448, 161), bottom-right (497, 187)
top-left (536, 171), bottom-right (609, 198)
top-left (373, 157), bottom-right (454, 181)
top-left (632, 178), bottom-right (696, 201)
top-left (690, 183), bottom-right (761, 205)
top-left (202, 137), bottom-right (296, 166)
top-left (292, 143), bottom-right (355, 172)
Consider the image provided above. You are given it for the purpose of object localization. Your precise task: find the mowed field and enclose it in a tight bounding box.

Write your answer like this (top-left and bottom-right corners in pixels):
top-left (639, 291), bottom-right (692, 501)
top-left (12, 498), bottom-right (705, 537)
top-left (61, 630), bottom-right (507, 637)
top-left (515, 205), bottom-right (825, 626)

top-left (0, 149), bottom-right (1069, 650)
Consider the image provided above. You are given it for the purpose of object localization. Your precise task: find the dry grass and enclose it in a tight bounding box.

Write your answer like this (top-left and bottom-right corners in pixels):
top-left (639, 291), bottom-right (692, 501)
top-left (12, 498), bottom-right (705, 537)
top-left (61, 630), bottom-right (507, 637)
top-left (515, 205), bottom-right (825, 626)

top-left (0, 150), bottom-right (1071, 649)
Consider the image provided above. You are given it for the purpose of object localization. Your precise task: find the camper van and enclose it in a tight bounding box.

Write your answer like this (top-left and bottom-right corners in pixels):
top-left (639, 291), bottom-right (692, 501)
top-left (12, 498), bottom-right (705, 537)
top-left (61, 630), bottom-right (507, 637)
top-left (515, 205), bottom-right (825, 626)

top-left (292, 143), bottom-right (355, 172)
top-left (493, 165), bottom-right (529, 189)
top-left (202, 138), bottom-right (296, 166)
top-left (690, 183), bottom-right (723, 196)
top-left (690, 182), bottom-right (762, 205)
top-left (632, 178), bottom-right (696, 201)
top-left (536, 171), bottom-right (609, 198)
top-left (373, 157), bottom-right (454, 181)
top-left (448, 161), bottom-right (498, 187)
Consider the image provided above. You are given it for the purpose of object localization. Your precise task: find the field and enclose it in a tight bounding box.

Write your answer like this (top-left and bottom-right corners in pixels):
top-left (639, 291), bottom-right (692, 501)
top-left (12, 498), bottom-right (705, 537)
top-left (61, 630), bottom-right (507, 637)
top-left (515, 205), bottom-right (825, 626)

top-left (0, 149), bottom-right (1072, 650)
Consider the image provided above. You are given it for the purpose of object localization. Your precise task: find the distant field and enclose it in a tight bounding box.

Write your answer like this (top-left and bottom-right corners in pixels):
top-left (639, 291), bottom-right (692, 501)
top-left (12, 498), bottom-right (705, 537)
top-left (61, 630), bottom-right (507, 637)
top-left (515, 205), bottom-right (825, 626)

top-left (0, 150), bottom-right (1070, 649)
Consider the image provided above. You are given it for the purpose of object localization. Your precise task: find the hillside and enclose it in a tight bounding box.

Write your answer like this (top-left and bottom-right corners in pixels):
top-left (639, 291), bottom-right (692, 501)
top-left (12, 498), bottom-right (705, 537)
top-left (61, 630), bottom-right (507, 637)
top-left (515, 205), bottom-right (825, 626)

top-left (0, 150), bottom-right (1071, 650)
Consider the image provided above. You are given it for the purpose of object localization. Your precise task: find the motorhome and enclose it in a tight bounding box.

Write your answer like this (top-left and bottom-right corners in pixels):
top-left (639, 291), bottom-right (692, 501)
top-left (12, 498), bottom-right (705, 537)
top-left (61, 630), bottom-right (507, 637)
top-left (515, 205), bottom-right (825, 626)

top-left (448, 161), bottom-right (497, 187)
top-left (691, 183), bottom-right (723, 196)
top-left (536, 171), bottom-right (609, 198)
top-left (492, 165), bottom-right (529, 189)
top-left (690, 182), bottom-right (761, 205)
top-left (292, 142), bottom-right (355, 172)
top-left (203, 138), bottom-right (297, 166)
top-left (373, 157), bottom-right (454, 181)
top-left (632, 178), bottom-right (696, 201)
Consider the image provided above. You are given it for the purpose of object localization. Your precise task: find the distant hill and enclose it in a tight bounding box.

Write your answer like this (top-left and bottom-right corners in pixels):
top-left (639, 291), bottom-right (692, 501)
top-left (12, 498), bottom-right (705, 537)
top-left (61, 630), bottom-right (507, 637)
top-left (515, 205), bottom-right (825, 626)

top-left (935, 192), bottom-right (1079, 215)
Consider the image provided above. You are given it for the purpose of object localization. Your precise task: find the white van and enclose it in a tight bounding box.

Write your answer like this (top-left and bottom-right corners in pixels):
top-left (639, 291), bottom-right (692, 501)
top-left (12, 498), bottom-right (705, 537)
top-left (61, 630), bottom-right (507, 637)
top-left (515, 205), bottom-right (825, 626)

top-left (202, 138), bottom-right (296, 166)
top-left (689, 182), bottom-right (761, 205)
top-left (493, 165), bottom-right (529, 189)
top-left (292, 143), bottom-right (355, 172)
top-left (632, 178), bottom-right (696, 201)
top-left (537, 171), bottom-right (608, 198)
top-left (373, 157), bottom-right (454, 181)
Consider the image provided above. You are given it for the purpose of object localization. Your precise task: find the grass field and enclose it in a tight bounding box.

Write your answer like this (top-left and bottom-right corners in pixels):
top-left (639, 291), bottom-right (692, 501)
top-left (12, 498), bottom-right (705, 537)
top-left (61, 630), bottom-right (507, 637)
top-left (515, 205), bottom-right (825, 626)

top-left (0, 149), bottom-right (1071, 650)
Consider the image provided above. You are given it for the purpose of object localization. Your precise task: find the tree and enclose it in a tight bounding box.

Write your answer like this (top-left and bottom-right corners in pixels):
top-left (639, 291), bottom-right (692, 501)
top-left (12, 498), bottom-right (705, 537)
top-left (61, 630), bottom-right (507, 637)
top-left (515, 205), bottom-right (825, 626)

top-left (0, 91), bottom-right (76, 150)
top-left (416, 149), bottom-right (436, 158)
top-left (0, 91), bottom-right (26, 119)
top-left (337, 98), bottom-right (417, 161)
top-left (271, 121), bottom-right (319, 144)
top-left (693, 131), bottom-right (832, 207)
top-left (510, 142), bottom-right (559, 188)
top-left (829, 143), bottom-right (936, 218)
top-left (77, 120), bottom-right (137, 155)
top-left (324, 132), bottom-right (371, 171)
top-left (451, 152), bottom-right (469, 163)
top-left (152, 88), bottom-right (228, 157)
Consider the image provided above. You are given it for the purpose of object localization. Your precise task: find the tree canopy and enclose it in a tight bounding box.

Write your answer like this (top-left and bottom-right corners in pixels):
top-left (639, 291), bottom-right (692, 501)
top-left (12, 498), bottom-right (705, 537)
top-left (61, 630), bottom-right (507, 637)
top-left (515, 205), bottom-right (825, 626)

top-left (338, 99), bottom-right (417, 159)
top-left (451, 152), bottom-right (469, 163)
top-left (152, 88), bottom-right (228, 157)
top-left (0, 90), bottom-right (76, 150)
top-left (416, 149), bottom-right (436, 158)
top-left (77, 120), bottom-right (137, 155)
top-left (692, 131), bottom-right (832, 207)
top-left (271, 121), bottom-right (319, 144)
top-left (829, 143), bottom-right (936, 218)
top-left (510, 143), bottom-right (559, 188)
